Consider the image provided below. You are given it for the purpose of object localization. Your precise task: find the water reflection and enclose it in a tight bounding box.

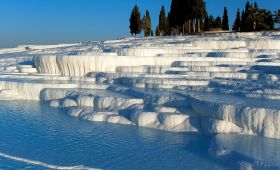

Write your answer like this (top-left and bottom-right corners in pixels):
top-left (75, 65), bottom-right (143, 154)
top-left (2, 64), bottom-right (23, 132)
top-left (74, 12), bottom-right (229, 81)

top-left (0, 100), bottom-right (279, 170)
top-left (210, 134), bottom-right (280, 169)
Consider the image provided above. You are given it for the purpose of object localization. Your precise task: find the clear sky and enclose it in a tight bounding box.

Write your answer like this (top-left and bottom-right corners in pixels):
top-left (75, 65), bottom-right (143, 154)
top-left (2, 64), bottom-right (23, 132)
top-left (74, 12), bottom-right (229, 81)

top-left (0, 0), bottom-right (279, 48)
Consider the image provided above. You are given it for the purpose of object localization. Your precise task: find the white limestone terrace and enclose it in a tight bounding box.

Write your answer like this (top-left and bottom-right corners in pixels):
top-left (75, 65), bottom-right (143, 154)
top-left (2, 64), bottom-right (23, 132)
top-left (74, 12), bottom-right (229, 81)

top-left (0, 32), bottom-right (280, 141)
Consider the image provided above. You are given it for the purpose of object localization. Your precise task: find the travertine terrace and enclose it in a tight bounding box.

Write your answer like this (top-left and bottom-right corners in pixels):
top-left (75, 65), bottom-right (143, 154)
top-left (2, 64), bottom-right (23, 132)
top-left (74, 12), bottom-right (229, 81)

top-left (1, 32), bottom-right (280, 139)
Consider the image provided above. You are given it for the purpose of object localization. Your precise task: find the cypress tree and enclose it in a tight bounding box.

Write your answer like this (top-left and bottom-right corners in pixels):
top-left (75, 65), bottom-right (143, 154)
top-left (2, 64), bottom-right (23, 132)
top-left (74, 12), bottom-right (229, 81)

top-left (240, 10), bottom-right (246, 31)
top-left (222, 6), bottom-right (229, 30)
top-left (254, 2), bottom-right (258, 9)
top-left (232, 9), bottom-right (241, 31)
top-left (143, 10), bottom-right (152, 37)
top-left (244, 1), bottom-right (253, 31)
top-left (164, 13), bottom-right (171, 35)
top-left (214, 16), bottom-right (222, 28)
top-left (168, 0), bottom-right (175, 28)
top-left (159, 6), bottom-right (166, 35)
top-left (141, 16), bottom-right (145, 32)
top-left (129, 5), bottom-right (142, 36)
top-left (204, 14), bottom-right (209, 31)
top-left (251, 2), bottom-right (259, 31)
top-left (209, 15), bottom-right (214, 29)
top-left (155, 26), bottom-right (161, 36)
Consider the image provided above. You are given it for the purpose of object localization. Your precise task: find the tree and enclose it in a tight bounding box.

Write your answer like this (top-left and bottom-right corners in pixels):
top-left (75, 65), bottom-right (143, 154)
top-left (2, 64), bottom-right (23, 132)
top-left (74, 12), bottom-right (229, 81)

top-left (209, 15), bottom-right (214, 29)
top-left (204, 14), bottom-right (209, 31)
top-left (151, 30), bottom-right (154, 36)
top-left (254, 9), bottom-right (274, 31)
top-left (240, 10), bottom-right (246, 31)
top-left (142, 10), bottom-right (152, 37)
top-left (168, 0), bottom-right (206, 34)
top-left (232, 9), bottom-right (241, 31)
top-left (254, 2), bottom-right (258, 9)
top-left (252, 3), bottom-right (274, 31)
top-left (214, 16), bottom-right (222, 28)
top-left (251, 2), bottom-right (260, 31)
top-left (240, 1), bottom-right (252, 31)
top-left (240, 1), bottom-right (253, 32)
top-left (164, 13), bottom-right (171, 35)
top-left (183, 21), bottom-right (188, 34)
top-left (129, 5), bottom-right (142, 36)
top-left (192, 0), bottom-right (207, 32)
top-left (169, 0), bottom-right (192, 32)
top-left (155, 26), bottom-right (161, 36)
top-left (273, 9), bottom-right (280, 24)
top-left (222, 6), bottom-right (229, 30)
top-left (240, 1), bottom-right (274, 31)
top-left (159, 6), bottom-right (167, 35)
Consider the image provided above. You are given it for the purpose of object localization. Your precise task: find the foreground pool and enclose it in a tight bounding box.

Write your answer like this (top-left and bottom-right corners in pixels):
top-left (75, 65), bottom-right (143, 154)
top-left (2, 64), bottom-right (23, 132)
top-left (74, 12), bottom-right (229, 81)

top-left (0, 101), bottom-right (279, 170)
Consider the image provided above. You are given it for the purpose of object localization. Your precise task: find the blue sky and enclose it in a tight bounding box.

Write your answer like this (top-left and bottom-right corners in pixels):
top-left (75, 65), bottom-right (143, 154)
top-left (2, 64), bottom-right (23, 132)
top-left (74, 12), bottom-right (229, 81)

top-left (0, 0), bottom-right (279, 48)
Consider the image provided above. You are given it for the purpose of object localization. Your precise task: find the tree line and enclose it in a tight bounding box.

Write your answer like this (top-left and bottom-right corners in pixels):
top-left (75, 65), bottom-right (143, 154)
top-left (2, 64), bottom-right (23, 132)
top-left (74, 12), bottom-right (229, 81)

top-left (129, 0), bottom-right (280, 36)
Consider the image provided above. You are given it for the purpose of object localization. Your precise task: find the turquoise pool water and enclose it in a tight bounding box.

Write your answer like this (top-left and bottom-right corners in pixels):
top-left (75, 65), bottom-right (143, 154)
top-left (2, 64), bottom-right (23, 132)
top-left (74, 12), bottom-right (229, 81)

top-left (0, 101), bottom-right (278, 170)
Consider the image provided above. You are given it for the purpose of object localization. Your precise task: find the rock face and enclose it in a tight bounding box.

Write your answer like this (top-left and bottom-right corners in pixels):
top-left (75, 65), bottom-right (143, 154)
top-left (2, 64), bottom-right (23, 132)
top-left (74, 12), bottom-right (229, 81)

top-left (32, 55), bottom-right (191, 77)
top-left (1, 32), bottom-right (280, 138)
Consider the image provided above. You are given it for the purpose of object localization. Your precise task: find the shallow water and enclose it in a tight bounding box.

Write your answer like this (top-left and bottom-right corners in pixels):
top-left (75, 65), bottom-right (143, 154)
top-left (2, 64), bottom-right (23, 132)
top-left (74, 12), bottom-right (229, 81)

top-left (0, 101), bottom-right (278, 170)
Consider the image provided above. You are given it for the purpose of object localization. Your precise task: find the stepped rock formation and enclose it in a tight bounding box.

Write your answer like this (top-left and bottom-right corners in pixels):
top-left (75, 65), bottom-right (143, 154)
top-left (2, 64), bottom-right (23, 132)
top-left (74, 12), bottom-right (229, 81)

top-left (0, 32), bottom-right (280, 140)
